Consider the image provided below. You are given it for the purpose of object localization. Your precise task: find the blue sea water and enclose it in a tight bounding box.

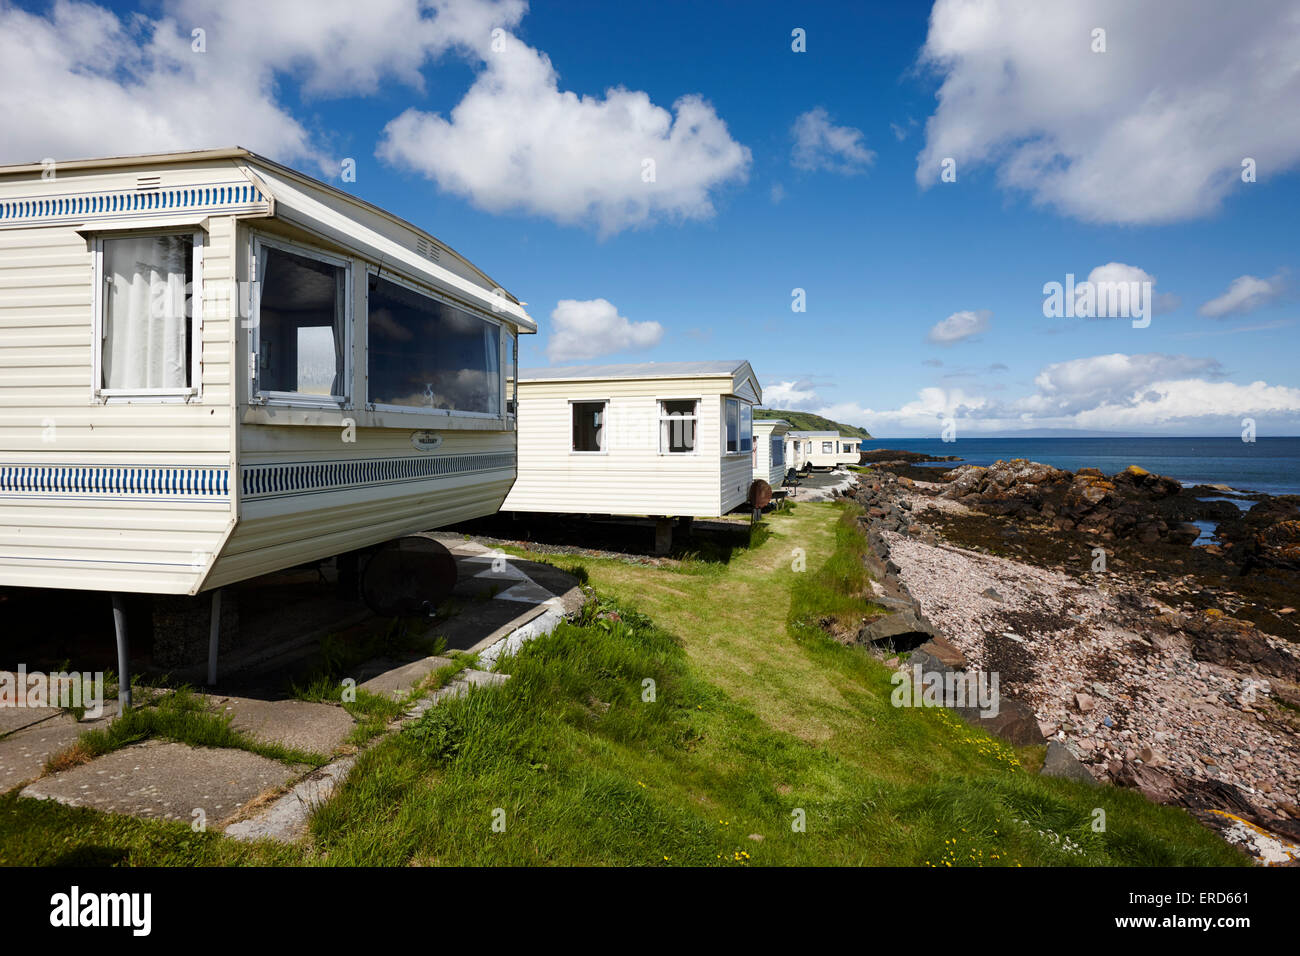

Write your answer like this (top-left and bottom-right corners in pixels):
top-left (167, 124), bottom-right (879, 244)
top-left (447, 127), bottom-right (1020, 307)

top-left (859, 437), bottom-right (1300, 497)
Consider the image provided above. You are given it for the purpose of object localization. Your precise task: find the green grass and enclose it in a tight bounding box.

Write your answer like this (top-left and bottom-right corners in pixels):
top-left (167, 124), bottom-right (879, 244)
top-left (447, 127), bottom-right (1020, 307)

top-left (0, 502), bottom-right (1247, 866)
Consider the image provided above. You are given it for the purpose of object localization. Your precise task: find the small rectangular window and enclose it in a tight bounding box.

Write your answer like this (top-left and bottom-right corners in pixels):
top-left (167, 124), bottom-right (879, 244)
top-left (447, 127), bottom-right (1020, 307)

top-left (739, 403), bottom-right (753, 453)
top-left (572, 401), bottom-right (606, 452)
top-left (772, 435), bottom-right (784, 466)
top-left (367, 273), bottom-right (501, 414)
top-left (253, 241), bottom-right (348, 402)
top-left (99, 233), bottom-right (197, 394)
top-left (659, 399), bottom-right (697, 453)
top-left (822, 441), bottom-right (834, 453)
top-left (725, 398), bottom-right (739, 453)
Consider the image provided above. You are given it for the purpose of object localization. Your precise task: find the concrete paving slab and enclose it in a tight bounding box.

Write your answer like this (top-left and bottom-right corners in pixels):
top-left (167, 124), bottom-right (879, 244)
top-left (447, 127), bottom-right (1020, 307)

top-left (356, 654), bottom-right (454, 697)
top-left (0, 706), bottom-right (62, 736)
top-left (0, 712), bottom-right (90, 793)
top-left (209, 696), bottom-right (354, 755)
top-left (224, 755), bottom-right (357, 842)
top-left (20, 739), bottom-right (301, 824)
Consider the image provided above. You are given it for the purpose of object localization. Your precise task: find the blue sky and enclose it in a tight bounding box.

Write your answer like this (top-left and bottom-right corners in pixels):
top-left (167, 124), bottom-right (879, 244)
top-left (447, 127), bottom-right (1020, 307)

top-left (4, 0), bottom-right (1298, 436)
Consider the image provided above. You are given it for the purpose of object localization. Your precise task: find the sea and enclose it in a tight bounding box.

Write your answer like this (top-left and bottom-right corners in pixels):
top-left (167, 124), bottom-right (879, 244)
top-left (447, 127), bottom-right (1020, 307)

top-left (858, 436), bottom-right (1300, 498)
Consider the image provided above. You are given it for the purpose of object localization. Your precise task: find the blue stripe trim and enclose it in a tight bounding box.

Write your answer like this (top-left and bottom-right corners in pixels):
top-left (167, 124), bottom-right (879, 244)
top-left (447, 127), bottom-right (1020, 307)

top-left (0, 464), bottom-right (229, 498)
top-left (243, 453), bottom-right (514, 500)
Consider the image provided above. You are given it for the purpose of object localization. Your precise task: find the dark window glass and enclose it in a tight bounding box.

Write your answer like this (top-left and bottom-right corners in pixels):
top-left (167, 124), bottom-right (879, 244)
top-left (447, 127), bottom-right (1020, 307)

top-left (256, 245), bottom-right (346, 398)
top-left (660, 400), bottom-right (697, 453)
top-left (368, 274), bottom-right (501, 413)
top-left (572, 401), bottom-right (605, 451)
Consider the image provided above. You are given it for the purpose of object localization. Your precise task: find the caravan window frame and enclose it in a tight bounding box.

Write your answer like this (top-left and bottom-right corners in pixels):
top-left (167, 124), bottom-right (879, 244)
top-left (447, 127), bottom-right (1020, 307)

top-left (249, 234), bottom-right (353, 409)
top-left (657, 397), bottom-right (700, 455)
top-left (570, 399), bottom-right (609, 454)
top-left (91, 228), bottom-right (204, 404)
top-left (364, 266), bottom-right (508, 421)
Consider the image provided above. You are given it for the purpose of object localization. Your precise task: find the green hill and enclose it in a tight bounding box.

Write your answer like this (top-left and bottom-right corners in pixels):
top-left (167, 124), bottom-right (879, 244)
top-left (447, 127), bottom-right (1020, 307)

top-left (756, 408), bottom-right (873, 439)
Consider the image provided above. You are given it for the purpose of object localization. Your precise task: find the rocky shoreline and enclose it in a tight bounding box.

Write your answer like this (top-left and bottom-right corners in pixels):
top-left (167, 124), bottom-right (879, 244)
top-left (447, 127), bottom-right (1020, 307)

top-left (847, 455), bottom-right (1300, 864)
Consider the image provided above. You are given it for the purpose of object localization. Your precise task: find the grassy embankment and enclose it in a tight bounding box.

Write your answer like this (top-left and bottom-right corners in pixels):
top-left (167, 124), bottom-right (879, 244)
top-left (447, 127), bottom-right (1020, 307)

top-left (0, 502), bottom-right (1245, 866)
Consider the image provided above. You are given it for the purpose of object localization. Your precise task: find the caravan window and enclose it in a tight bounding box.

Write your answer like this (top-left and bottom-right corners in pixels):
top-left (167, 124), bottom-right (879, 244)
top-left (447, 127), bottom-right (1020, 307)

top-left (368, 274), bottom-right (502, 415)
top-left (97, 232), bottom-right (201, 397)
top-left (739, 403), bottom-right (753, 452)
top-left (252, 239), bottom-right (350, 404)
top-left (771, 435), bottom-right (784, 466)
top-left (659, 400), bottom-right (697, 453)
top-left (572, 401), bottom-right (606, 452)
top-left (505, 329), bottom-right (518, 417)
top-left (725, 399), bottom-right (739, 453)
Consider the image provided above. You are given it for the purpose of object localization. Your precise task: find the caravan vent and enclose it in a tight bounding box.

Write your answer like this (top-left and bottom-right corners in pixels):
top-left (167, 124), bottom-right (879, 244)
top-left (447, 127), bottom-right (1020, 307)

top-left (136, 176), bottom-right (162, 192)
top-left (415, 236), bottom-right (441, 263)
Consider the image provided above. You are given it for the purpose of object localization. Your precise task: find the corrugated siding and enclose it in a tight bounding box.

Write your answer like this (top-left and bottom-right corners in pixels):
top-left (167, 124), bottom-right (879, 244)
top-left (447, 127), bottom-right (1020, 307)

top-left (210, 423), bottom-right (515, 586)
top-left (504, 377), bottom-right (731, 517)
top-left (0, 163), bottom-right (241, 593)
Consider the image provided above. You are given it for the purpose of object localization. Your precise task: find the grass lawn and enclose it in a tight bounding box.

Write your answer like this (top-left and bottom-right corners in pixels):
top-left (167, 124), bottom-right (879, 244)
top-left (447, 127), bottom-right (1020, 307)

top-left (0, 502), bottom-right (1247, 866)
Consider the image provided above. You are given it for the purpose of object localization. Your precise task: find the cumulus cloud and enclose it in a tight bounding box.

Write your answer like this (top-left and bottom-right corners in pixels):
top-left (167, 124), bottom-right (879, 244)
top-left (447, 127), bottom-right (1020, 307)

top-left (840, 351), bottom-right (1300, 435)
top-left (378, 30), bottom-right (751, 235)
top-left (791, 107), bottom-right (875, 174)
top-left (926, 309), bottom-right (991, 345)
top-left (545, 298), bottom-right (662, 362)
top-left (0, 0), bottom-right (524, 171)
top-left (761, 380), bottom-right (822, 409)
top-left (1073, 263), bottom-right (1180, 317)
top-left (916, 0), bottom-right (1300, 224)
top-left (1199, 272), bottom-right (1288, 317)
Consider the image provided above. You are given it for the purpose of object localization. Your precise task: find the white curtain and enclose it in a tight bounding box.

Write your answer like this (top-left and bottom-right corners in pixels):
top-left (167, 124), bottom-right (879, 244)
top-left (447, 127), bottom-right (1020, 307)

top-left (103, 236), bottom-right (190, 390)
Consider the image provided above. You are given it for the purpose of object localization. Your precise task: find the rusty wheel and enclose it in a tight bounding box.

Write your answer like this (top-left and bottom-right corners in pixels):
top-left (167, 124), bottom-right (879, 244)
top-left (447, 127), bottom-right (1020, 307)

top-left (748, 479), bottom-right (773, 510)
top-left (361, 535), bottom-right (458, 617)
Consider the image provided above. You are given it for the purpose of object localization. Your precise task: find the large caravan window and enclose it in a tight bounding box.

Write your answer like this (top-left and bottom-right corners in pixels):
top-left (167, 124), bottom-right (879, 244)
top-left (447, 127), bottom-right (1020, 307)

top-left (253, 240), bottom-right (349, 403)
top-left (368, 274), bottom-right (501, 415)
top-left (822, 441), bottom-right (834, 453)
top-left (659, 400), bottom-right (697, 453)
top-left (725, 399), bottom-right (739, 453)
top-left (739, 403), bottom-right (753, 452)
top-left (572, 401), bottom-right (606, 452)
top-left (772, 435), bottom-right (784, 466)
top-left (98, 232), bottom-right (199, 396)
top-left (505, 330), bottom-right (517, 417)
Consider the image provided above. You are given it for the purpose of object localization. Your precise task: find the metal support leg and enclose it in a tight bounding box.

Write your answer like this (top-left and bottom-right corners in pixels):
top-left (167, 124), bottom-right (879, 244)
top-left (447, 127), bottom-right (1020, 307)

top-left (111, 594), bottom-right (131, 710)
top-left (206, 589), bottom-right (222, 687)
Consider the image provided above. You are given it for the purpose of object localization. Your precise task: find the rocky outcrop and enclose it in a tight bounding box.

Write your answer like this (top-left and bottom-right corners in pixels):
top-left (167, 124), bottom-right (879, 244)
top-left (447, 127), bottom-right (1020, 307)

top-left (1181, 610), bottom-right (1300, 682)
top-left (938, 459), bottom-right (1203, 545)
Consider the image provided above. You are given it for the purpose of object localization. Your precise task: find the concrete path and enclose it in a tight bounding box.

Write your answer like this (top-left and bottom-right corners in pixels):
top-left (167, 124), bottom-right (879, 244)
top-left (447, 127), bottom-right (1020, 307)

top-left (21, 739), bottom-right (302, 826)
top-left (10, 535), bottom-right (581, 844)
top-left (0, 704), bottom-right (117, 793)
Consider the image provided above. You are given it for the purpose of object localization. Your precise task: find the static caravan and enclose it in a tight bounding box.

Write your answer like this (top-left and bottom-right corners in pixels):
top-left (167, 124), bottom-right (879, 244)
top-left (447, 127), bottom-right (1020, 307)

top-left (837, 437), bottom-right (861, 466)
top-left (0, 147), bottom-right (535, 691)
top-left (502, 360), bottom-right (763, 551)
top-left (785, 431), bottom-right (843, 470)
top-left (753, 418), bottom-right (790, 487)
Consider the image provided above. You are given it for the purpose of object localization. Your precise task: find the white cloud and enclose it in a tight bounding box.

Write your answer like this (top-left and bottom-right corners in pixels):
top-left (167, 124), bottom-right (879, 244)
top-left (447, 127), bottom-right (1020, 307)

top-left (762, 380), bottom-right (821, 409)
top-left (916, 0), bottom-right (1300, 224)
top-left (378, 30), bottom-right (750, 235)
top-left (791, 107), bottom-right (875, 174)
top-left (1075, 262), bottom-right (1180, 316)
top-left (1199, 272), bottom-right (1287, 317)
top-left (546, 298), bottom-right (662, 362)
top-left (0, 0), bottom-right (525, 172)
top-left (927, 309), bottom-right (991, 345)
top-left (839, 351), bottom-right (1300, 435)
